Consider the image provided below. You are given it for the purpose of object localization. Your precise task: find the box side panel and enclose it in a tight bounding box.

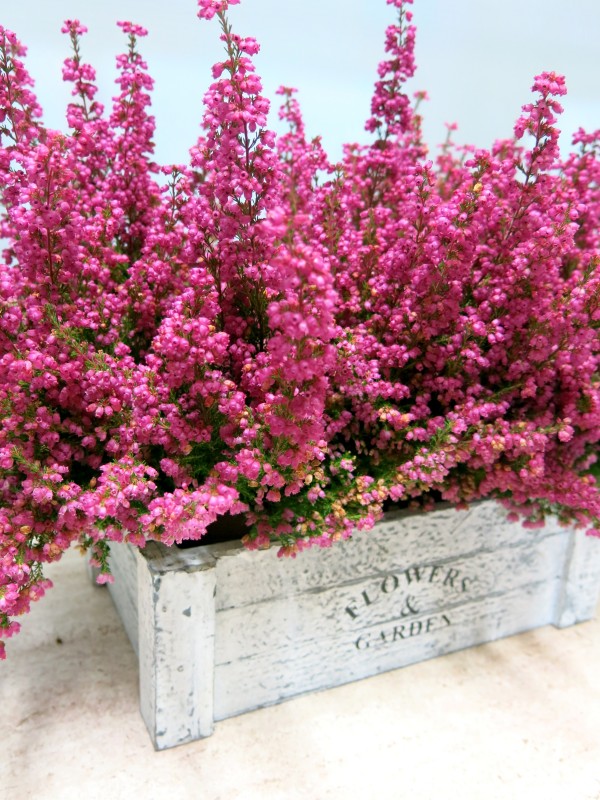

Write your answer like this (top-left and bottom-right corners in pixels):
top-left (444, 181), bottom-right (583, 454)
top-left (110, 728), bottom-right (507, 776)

top-left (107, 541), bottom-right (139, 656)
top-left (213, 525), bottom-right (571, 720)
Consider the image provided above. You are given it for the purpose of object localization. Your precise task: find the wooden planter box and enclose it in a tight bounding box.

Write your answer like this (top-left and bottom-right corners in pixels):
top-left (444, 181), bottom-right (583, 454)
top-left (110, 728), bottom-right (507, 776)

top-left (104, 501), bottom-right (600, 750)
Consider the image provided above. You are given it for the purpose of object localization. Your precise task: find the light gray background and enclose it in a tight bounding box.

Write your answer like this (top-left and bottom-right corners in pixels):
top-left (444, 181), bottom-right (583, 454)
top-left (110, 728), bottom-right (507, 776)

top-left (1, 1), bottom-right (599, 165)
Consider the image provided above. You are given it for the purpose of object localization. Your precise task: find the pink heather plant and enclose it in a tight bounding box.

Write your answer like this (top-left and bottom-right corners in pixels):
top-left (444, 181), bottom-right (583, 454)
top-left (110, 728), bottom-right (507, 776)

top-left (1, 0), bottom-right (599, 657)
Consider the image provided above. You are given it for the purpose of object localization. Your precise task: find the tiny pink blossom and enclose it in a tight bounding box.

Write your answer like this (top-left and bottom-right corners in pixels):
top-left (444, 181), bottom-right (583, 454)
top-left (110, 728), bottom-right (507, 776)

top-left (197, 0), bottom-right (241, 21)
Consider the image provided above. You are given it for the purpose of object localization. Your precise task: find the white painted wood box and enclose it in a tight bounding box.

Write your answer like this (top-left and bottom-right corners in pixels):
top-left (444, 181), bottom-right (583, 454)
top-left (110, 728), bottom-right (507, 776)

top-left (104, 501), bottom-right (600, 750)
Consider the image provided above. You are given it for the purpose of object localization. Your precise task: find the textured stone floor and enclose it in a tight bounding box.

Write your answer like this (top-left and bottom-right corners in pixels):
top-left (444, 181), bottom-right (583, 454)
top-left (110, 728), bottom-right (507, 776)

top-left (2, 547), bottom-right (600, 800)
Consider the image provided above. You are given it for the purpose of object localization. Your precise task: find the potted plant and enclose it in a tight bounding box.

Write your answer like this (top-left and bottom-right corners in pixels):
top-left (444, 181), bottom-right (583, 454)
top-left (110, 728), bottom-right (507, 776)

top-left (1, 0), bottom-right (599, 749)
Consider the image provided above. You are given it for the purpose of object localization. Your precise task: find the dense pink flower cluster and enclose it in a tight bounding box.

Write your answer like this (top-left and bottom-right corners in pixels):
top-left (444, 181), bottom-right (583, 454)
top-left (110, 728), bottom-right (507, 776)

top-left (1, 0), bottom-right (599, 656)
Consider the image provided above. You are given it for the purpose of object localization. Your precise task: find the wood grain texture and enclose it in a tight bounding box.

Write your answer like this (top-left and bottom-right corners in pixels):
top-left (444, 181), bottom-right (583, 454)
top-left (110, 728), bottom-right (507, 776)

top-left (106, 540), bottom-right (139, 655)
top-left (553, 529), bottom-right (600, 627)
top-left (105, 502), bottom-right (600, 749)
top-left (206, 504), bottom-right (566, 610)
top-left (136, 549), bottom-right (216, 750)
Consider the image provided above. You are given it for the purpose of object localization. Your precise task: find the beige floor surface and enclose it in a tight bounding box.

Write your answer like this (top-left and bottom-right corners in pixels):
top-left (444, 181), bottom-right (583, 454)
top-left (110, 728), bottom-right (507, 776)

top-left (2, 547), bottom-right (600, 800)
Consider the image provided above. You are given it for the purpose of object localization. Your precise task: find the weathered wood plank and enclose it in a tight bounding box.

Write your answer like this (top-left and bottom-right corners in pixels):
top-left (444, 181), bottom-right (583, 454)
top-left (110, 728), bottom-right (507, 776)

top-left (106, 541), bottom-right (139, 655)
top-left (136, 548), bottom-right (217, 750)
top-left (206, 504), bottom-right (566, 611)
top-left (554, 529), bottom-right (600, 627)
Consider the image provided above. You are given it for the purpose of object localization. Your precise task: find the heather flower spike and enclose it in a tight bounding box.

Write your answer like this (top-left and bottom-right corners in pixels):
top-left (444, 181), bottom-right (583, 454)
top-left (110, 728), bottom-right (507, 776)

top-left (1, 0), bottom-right (599, 656)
